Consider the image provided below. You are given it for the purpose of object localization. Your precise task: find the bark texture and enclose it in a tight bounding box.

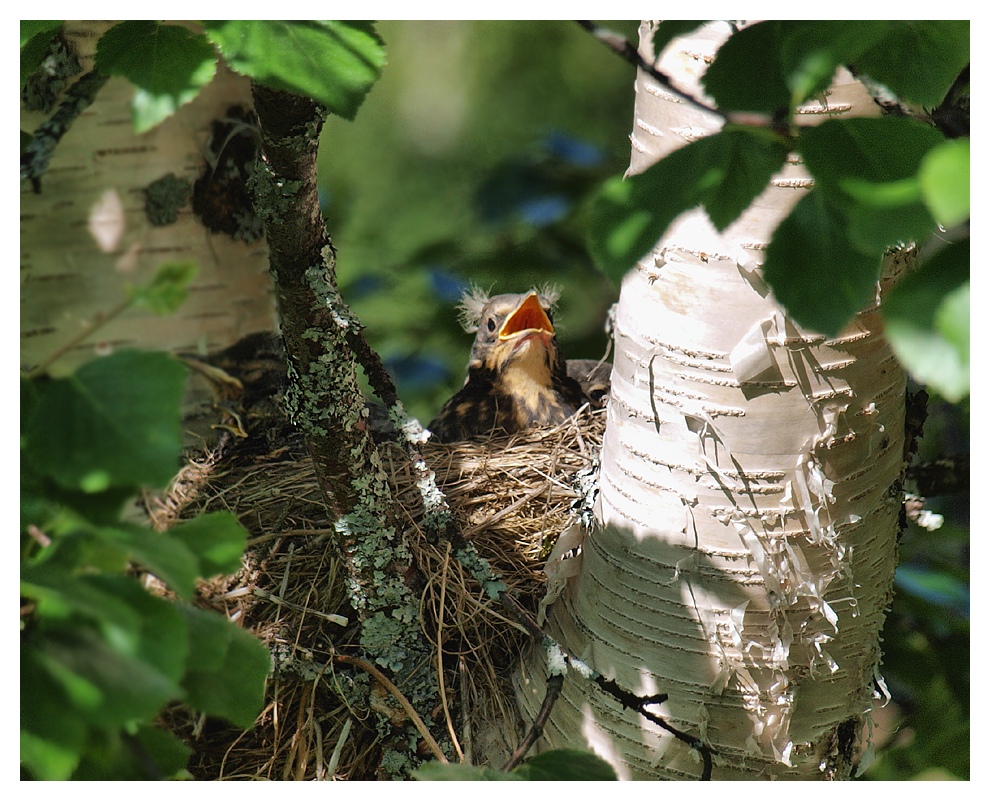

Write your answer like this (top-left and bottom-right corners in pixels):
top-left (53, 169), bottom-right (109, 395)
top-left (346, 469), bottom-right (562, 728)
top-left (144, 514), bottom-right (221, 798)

top-left (517, 21), bottom-right (906, 779)
top-left (20, 22), bottom-right (274, 377)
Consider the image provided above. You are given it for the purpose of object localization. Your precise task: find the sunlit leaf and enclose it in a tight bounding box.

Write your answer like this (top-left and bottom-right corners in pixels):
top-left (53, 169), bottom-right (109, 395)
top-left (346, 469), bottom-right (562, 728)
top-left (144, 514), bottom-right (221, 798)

top-left (99, 525), bottom-right (201, 599)
top-left (799, 117), bottom-right (944, 250)
top-left (919, 138), bottom-right (970, 227)
top-left (589, 127), bottom-right (787, 282)
top-left (204, 20), bottom-right (386, 120)
top-left (800, 117), bottom-right (945, 188)
top-left (883, 240), bottom-right (969, 401)
top-left (30, 625), bottom-right (183, 727)
top-left (169, 511), bottom-right (249, 578)
top-left (779, 21), bottom-right (888, 106)
top-left (21, 648), bottom-right (86, 780)
top-left (95, 21), bottom-right (217, 133)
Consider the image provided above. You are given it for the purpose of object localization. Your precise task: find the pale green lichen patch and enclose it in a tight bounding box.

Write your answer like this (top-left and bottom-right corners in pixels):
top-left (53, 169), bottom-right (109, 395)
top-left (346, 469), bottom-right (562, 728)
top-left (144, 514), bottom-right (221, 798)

top-left (455, 544), bottom-right (508, 599)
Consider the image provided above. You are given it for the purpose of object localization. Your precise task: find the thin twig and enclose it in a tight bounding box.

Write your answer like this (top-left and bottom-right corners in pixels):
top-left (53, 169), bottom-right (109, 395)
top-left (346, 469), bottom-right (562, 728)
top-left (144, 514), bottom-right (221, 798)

top-left (25, 296), bottom-right (131, 378)
top-left (575, 21), bottom-right (727, 121)
top-left (593, 674), bottom-right (715, 780)
top-left (22, 68), bottom-right (110, 190)
top-left (437, 542), bottom-right (466, 762)
top-left (504, 673), bottom-right (564, 770)
top-left (334, 654), bottom-right (449, 764)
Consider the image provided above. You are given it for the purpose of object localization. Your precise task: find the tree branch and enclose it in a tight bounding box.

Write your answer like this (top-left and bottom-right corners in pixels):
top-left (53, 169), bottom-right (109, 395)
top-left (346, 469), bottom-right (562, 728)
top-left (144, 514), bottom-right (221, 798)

top-left (575, 21), bottom-right (726, 122)
top-left (251, 82), bottom-right (444, 771)
top-left (21, 68), bottom-right (109, 191)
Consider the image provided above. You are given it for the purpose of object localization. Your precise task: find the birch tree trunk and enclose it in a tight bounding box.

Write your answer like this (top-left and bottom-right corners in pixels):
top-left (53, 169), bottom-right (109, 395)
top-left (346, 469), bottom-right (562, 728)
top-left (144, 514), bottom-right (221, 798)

top-left (20, 22), bottom-right (274, 379)
top-left (517, 21), bottom-right (907, 780)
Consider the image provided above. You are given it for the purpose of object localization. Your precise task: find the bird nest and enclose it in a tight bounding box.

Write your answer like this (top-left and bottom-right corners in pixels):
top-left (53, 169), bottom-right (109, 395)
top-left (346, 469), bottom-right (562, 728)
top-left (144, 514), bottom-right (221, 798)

top-left (146, 364), bottom-right (605, 780)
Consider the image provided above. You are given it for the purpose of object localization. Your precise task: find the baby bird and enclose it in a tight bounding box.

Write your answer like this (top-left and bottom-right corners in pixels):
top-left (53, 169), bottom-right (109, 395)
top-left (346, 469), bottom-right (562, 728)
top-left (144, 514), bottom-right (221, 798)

top-left (428, 289), bottom-right (590, 443)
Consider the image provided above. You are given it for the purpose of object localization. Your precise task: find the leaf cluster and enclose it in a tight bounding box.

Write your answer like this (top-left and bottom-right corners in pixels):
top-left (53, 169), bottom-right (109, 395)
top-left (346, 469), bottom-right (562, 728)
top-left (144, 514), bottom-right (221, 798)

top-left (589, 20), bottom-right (969, 401)
top-left (21, 270), bottom-right (270, 780)
top-left (20, 20), bottom-right (386, 133)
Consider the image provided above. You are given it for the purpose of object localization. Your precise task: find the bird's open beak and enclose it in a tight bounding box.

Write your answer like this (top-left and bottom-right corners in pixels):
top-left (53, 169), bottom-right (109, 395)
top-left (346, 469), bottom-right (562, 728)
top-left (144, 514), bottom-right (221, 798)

top-left (499, 292), bottom-right (554, 342)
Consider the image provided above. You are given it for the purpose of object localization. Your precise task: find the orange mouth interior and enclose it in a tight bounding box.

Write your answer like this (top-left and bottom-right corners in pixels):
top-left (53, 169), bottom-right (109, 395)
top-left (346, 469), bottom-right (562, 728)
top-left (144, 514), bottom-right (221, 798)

top-left (499, 292), bottom-right (554, 339)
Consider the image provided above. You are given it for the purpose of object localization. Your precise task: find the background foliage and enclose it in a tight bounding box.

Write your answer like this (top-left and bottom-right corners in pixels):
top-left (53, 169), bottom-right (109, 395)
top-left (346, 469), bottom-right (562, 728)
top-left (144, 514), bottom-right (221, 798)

top-left (20, 20), bottom-right (968, 780)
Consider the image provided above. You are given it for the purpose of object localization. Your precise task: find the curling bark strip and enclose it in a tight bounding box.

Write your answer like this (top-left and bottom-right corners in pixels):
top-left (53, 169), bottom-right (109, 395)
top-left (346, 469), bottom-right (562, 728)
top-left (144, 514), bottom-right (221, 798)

top-left (517, 21), bottom-right (906, 779)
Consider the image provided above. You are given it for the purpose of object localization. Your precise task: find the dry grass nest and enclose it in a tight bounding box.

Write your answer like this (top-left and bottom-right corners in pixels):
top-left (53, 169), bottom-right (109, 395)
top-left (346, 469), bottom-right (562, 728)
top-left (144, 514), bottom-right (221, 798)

top-left (146, 370), bottom-right (605, 780)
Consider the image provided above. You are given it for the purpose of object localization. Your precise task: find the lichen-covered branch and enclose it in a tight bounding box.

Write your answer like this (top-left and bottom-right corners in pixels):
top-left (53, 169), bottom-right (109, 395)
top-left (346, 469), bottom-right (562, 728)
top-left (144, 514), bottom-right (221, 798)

top-left (21, 68), bottom-right (109, 191)
top-left (250, 83), bottom-right (442, 773)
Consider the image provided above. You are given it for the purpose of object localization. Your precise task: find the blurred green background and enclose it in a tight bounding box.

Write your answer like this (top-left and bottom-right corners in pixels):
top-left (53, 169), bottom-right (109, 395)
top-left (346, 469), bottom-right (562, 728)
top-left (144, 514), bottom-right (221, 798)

top-left (312, 21), bottom-right (969, 780)
top-left (317, 20), bottom-right (639, 423)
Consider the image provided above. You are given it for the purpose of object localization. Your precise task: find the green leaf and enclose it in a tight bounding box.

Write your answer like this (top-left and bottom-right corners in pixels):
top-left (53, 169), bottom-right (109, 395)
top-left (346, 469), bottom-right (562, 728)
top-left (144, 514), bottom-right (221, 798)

top-left (649, 21), bottom-right (708, 59)
top-left (919, 138), bottom-right (970, 227)
top-left (99, 524), bottom-right (201, 599)
top-left (21, 20), bottom-right (62, 47)
top-left (204, 20), bottom-right (386, 120)
top-left (779, 21), bottom-right (889, 106)
top-left (179, 605), bottom-right (269, 727)
top-left (22, 572), bottom-right (190, 684)
top-left (514, 749), bottom-right (619, 781)
top-left (883, 240), bottom-right (969, 402)
top-left (414, 762), bottom-right (522, 780)
top-left (415, 748), bottom-right (618, 781)
top-left (850, 21), bottom-right (969, 108)
top-left (839, 177), bottom-right (936, 253)
top-left (800, 117), bottom-right (946, 188)
top-left (701, 128), bottom-right (789, 229)
top-left (22, 564), bottom-right (141, 631)
top-left (20, 22), bottom-right (63, 89)
top-left (130, 261), bottom-right (199, 315)
top-left (764, 191), bottom-right (880, 336)
top-left (702, 22), bottom-right (790, 115)
top-left (24, 350), bottom-right (187, 493)
top-left (95, 21), bottom-right (217, 133)
top-left (799, 117), bottom-right (944, 250)
top-left (169, 511), bottom-right (249, 578)
top-left (21, 647), bottom-right (87, 780)
top-left (30, 625), bottom-right (184, 728)
top-left (589, 127), bottom-right (788, 282)
top-left (71, 725), bottom-right (193, 780)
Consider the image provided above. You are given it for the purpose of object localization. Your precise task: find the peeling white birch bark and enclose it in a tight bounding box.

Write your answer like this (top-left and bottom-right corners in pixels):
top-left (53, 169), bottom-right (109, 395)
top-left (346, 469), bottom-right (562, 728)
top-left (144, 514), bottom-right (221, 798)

top-left (517, 21), bottom-right (907, 779)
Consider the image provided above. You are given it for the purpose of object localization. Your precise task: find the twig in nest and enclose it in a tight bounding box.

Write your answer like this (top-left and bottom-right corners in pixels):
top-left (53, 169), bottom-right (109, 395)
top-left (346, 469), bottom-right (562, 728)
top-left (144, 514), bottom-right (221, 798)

top-left (436, 543), bottom-right (465, 762)
top-left (334, 654), bottom-right (448, 764)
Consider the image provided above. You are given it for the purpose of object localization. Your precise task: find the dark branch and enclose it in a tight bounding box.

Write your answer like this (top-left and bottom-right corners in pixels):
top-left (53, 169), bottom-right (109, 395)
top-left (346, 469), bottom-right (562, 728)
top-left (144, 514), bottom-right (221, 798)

top-left (504, 673), bottom-right (564, 770)
top-left (593, 675), bottom-right (714, 780)
top-left (21, 69), bottom-right (109, 191)
top-left (575, 21), bottom-right (728, 123)
top-left (496, 587), bottom-right (714, 779)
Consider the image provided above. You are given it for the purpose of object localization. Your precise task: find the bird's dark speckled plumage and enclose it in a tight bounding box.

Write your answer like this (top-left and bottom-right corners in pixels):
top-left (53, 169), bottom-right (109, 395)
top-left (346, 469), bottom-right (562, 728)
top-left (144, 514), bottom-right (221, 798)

top-left (428, 290), bottom-right (591, 443)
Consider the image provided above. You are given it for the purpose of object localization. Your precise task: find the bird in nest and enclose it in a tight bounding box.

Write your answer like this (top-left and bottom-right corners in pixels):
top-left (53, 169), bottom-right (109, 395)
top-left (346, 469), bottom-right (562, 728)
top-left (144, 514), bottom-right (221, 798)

top-left (428, 287), bottom-right (610, 443)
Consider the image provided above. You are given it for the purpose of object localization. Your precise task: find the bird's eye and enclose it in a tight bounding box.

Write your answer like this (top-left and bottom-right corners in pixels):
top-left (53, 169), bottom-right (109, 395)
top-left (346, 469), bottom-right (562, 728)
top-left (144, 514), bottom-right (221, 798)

top-left (486, 317), bottom-right (497, 333)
